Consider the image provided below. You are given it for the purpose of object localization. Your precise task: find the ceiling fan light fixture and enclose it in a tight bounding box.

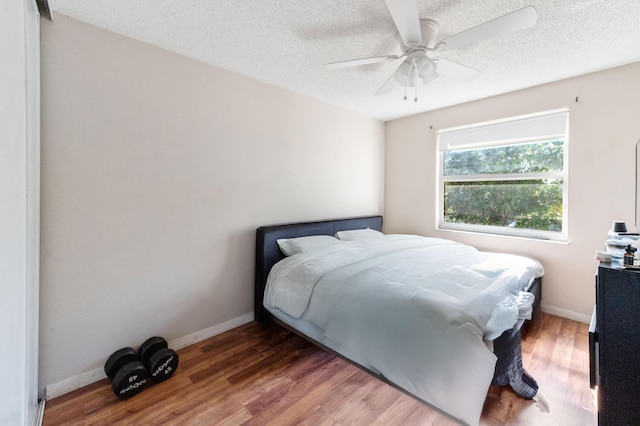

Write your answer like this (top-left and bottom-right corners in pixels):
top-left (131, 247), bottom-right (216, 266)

top-left (415, 55), bottom-right (438, 84)
top-left (393, 59), bottom-right (414, 86)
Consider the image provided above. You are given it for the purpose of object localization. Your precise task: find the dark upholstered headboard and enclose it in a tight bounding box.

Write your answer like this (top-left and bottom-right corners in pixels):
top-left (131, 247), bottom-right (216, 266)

top-left (254, 215), bottom-right (383, 324)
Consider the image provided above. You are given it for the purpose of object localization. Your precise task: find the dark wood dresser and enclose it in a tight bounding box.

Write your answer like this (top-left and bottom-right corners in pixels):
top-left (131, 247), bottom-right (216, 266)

top-left (591, 263), bottom-right (640, 424)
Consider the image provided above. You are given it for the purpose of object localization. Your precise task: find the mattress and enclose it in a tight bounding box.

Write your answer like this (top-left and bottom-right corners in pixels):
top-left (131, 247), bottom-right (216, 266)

top-left (264, 234), bottom-right (543, 425)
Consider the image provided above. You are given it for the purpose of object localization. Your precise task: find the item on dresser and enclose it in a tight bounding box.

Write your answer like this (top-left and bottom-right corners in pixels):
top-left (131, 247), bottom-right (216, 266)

top-left (595, 250), bottom-right (612, 263)
top-left (623, 245), bottom-right (637, 265)
top-left (604, 221), bottom-right (640, 264)
top-left (611, 221), bottom-right (627, 233)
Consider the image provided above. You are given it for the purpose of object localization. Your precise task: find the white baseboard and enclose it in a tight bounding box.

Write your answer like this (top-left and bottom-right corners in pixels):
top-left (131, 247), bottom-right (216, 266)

top-left (33, 399), bottom-right (45, 426)
top-left (540, 304), bottom-right (592, 324)
top-left (44, 367), bottom-right (106, 400)
top-left (44, 312), bottom-right (254, 400)
top-left (169, 312), bottom-right (254, 351)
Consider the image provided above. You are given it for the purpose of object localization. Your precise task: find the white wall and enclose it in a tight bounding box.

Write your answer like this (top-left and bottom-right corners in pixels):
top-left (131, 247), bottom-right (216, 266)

top-left (39, 15), bottom-right (384, 395)
top-left (1, 0), bottom-right (40, 424)
top-left (385, 62), bottom-right (640, 322)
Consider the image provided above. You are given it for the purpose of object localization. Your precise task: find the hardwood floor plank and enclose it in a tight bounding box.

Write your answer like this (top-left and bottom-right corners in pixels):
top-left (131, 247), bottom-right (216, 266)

top-left (259, 364), bottom-right (360, 426)
top-left (372, 394), bottom-right (457, 425)
top-left (226, 350), bottom-right (298, 385)
top-left (525, 316), bottom-right (557, 388)
top-left (43, 313), bottom-right (596, 426)
top-left (330, 375), bottom-right (388, 424)
top-left (241, 358), bottom-right (354, 425)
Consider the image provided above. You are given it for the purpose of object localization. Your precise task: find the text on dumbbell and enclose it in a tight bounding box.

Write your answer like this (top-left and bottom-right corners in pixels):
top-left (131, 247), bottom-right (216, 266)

top-left (152, 355), bottom-right (175, 377)
top-left (119, 378), bottom-right (147, 395)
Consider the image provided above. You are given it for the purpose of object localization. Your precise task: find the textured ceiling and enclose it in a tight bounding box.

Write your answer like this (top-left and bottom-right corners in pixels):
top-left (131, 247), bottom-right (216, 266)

top-left (49, 0), bottom-right (640, 121)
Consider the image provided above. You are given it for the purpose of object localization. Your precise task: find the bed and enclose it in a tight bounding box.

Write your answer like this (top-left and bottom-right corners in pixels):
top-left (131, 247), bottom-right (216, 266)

top-left (254, 215), bottom-right (542, 425)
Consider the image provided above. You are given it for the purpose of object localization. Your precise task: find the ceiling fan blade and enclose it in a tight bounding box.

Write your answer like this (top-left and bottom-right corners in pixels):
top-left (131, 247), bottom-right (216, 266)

top-left (437, 6), bottom-right (538, 50)
top-left (384, 0), bottom-right (422, 47)
top-left (326, 55), bottom-right (400, 70)
top-left (434, 57), bottom-right (481, 82)
top-left (375, 74), bottom-right (398, 95)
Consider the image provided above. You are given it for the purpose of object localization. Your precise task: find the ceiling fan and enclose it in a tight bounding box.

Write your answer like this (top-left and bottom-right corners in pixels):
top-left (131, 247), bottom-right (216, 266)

top-left (326, 0), bottom-right (538, 101)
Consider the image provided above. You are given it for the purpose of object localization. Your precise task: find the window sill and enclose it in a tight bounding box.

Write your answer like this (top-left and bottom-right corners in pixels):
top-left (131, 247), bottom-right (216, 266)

top-left (436, 224), bottom-right (570, 244)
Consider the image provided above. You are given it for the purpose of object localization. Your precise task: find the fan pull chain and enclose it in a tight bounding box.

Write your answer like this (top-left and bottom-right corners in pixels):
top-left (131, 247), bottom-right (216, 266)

top-left (403, 84), bottom-right (407, 101)
top-left (414, 63), bottom-right (418, 101)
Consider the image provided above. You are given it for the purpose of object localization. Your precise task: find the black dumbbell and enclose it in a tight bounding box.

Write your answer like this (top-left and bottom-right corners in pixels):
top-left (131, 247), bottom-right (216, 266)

top-left (138, 336), bottom-right (179, 383)
top-left (104, 347), bottom-right (149, 399)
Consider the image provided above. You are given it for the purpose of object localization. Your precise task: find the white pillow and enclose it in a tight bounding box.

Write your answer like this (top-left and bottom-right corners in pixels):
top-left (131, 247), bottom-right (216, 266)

top-left (277, 235), bottom-right (341, 256)
top-left (335, 228), bottom-right (384, 241)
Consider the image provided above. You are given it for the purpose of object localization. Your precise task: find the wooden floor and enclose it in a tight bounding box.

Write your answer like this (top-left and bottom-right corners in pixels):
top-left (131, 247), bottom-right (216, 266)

top-left (43, 313), bottom-right (596, 425)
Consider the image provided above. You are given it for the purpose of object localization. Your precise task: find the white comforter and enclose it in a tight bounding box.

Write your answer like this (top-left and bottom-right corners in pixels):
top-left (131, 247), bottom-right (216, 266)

top-left (264, 235), bottom-right (543, 425)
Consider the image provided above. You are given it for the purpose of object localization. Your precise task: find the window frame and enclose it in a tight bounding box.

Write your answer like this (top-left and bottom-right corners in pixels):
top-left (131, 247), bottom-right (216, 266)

top-left (436, 109), bottom-right (569, 241)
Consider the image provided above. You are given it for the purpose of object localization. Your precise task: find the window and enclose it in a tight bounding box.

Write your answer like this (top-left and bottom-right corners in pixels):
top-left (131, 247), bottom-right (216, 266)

top-left (437, 109), bottom-right (568, 240)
